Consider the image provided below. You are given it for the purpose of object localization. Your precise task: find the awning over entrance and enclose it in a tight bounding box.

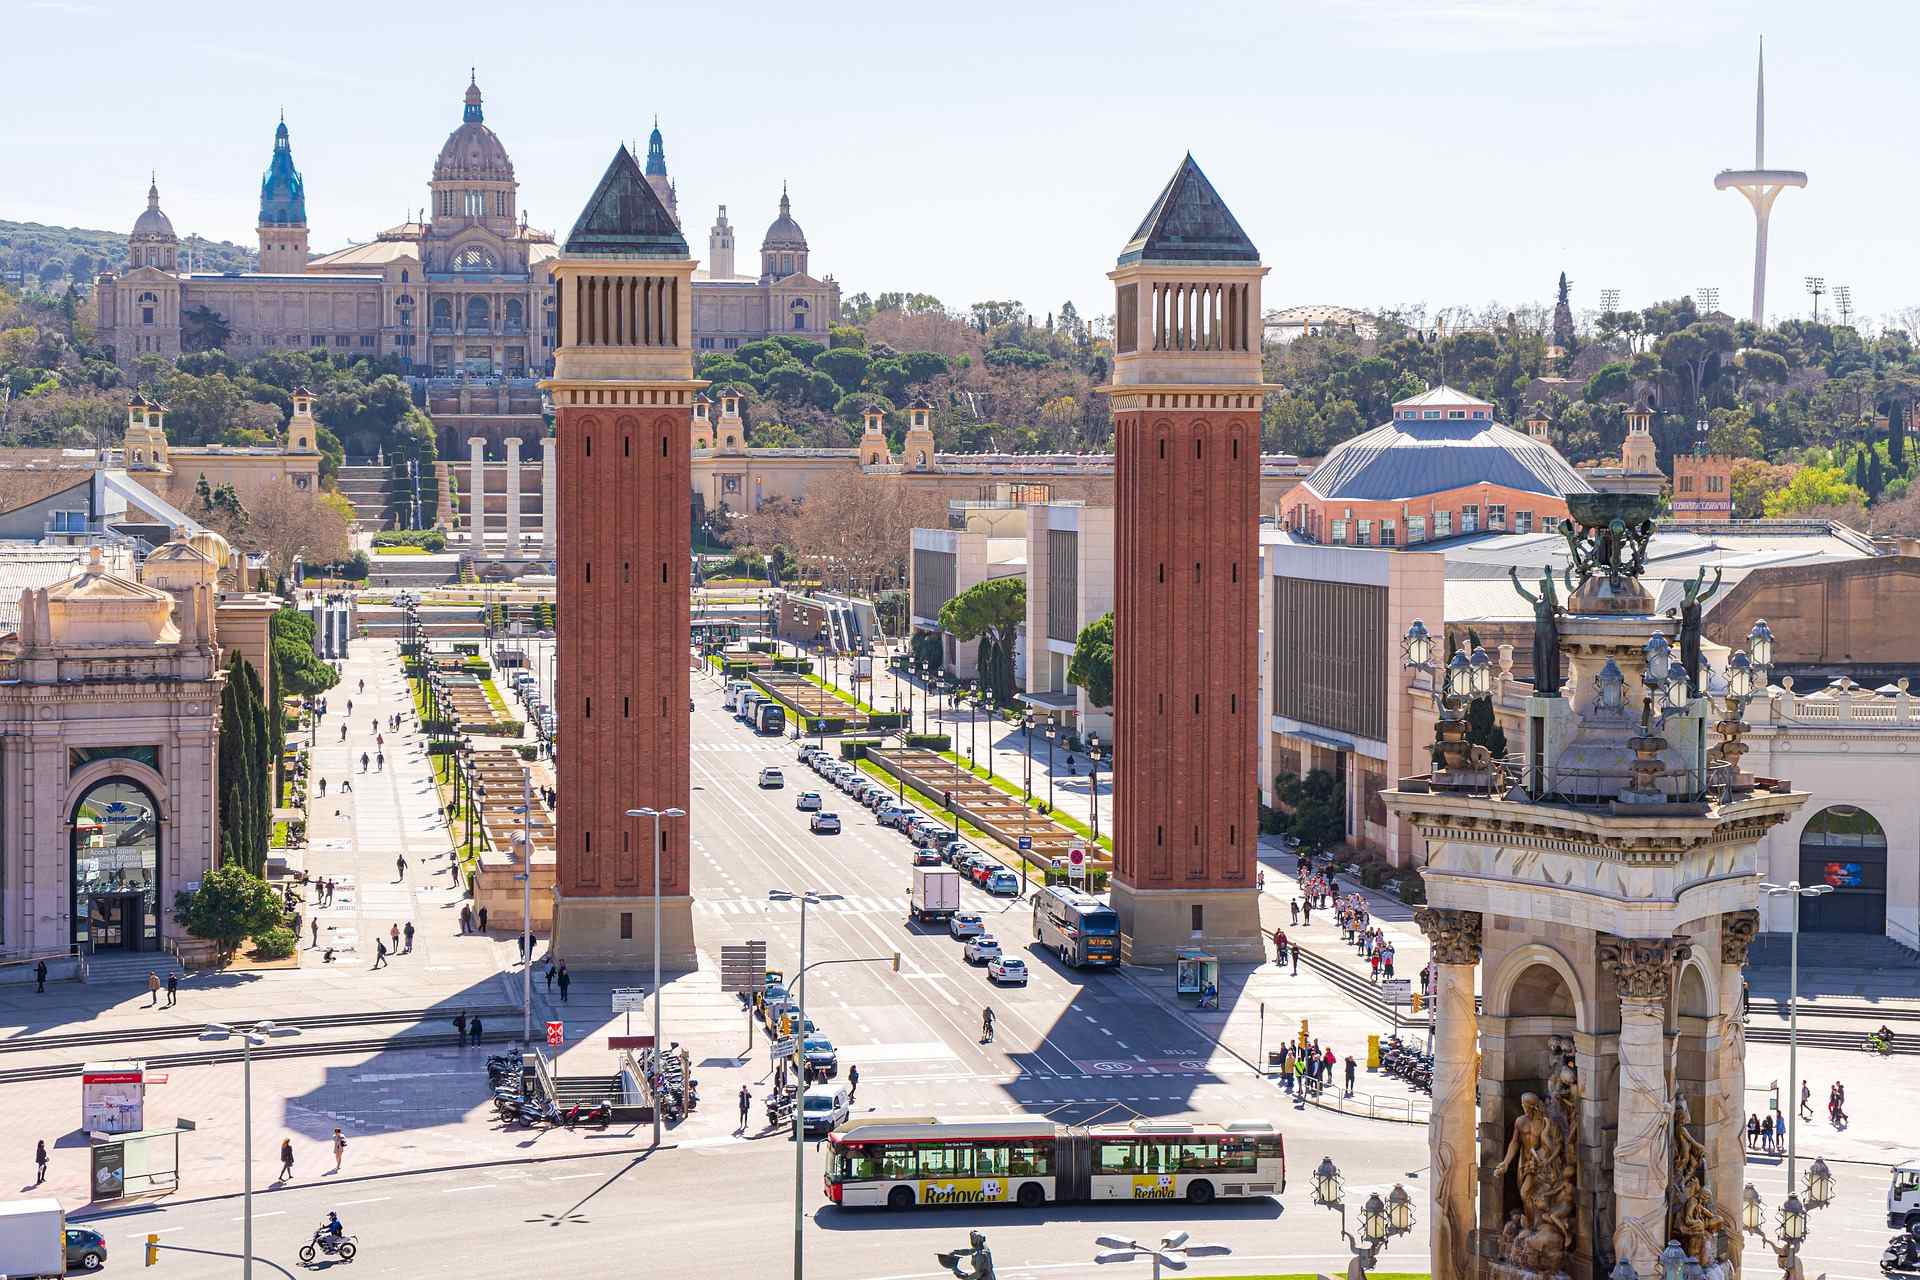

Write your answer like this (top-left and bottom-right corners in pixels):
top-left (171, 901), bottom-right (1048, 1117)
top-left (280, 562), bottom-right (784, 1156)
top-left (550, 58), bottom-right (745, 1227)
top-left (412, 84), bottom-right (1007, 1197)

top-left (1017, 689), bottom-right (1078, 712)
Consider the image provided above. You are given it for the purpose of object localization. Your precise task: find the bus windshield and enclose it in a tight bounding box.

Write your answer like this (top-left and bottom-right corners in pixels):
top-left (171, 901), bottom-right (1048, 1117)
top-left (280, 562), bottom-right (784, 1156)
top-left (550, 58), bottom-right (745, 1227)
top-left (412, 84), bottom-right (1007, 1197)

top-left (1079, 908), bottom-right (1119, 935)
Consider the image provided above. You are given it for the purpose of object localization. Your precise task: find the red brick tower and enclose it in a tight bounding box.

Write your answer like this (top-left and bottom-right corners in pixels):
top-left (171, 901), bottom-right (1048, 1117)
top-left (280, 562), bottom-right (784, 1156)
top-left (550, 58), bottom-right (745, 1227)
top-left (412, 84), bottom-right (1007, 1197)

top-left (542, 146), bottom-right (702, 966)
top-left (1107, 155), bottom-right (1270, 962)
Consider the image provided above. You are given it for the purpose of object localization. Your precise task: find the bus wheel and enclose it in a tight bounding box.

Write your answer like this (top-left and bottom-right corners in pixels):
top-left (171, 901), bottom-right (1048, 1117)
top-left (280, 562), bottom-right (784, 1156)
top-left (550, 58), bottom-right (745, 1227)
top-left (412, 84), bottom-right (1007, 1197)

top-left (888, 1186), bottom-right (916, 1210)
top-left (1017, 1181), bottom-right (1045, 1209)
top-left (1187, 1180), bottom-right (1215, 1206)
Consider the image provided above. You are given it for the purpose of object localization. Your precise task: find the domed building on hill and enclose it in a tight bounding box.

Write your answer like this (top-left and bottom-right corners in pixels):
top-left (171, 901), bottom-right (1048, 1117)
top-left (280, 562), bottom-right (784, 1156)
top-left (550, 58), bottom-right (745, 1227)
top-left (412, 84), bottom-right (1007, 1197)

top-left (1284, 387), bottom-right (1591, 545)
top-left (97, 77), bottom-right (838, 382)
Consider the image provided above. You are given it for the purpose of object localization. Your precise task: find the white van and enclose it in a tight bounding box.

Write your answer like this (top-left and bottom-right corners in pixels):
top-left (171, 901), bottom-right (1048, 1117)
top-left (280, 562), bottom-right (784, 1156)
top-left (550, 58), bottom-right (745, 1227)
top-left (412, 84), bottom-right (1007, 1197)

top-left (1890, 1159), bottom-right (1920, 1228)
top-left (801, 1083), bottom-right (850, 1136)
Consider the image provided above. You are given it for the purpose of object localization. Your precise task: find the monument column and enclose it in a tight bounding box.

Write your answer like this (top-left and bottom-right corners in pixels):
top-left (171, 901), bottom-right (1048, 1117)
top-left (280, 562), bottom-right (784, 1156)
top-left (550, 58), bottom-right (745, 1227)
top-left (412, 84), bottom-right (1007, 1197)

top-left (1714, 911), bottom-right (1759, 1277)
top-left (1417, 907), bottom-right (1483, 1280)
top-left (540, 143), bottom-right (703, 966)
top-left (505, 436), bottom-right (523, 555)
top-left (541, 432), bottom-right (556, 560)
top-left (1602, 936), bottom-right (1686, 1276)
top-left (467, 436), bottom-right (487, 550)
top-left (1103, 155), bottom-right (1271, 962)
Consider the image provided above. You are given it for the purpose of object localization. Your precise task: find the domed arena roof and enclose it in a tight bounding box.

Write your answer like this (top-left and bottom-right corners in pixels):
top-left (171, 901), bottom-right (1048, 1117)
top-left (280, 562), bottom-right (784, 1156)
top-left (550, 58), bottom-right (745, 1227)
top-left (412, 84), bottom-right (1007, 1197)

top-left (133, 180), bottom-right (176, 241)
top-left (761, 186), bottom-right (806, 251)
top-left (1300, 387), bottom-right (1593, 503)
top-left (433, 75), bottom-right (514, 182)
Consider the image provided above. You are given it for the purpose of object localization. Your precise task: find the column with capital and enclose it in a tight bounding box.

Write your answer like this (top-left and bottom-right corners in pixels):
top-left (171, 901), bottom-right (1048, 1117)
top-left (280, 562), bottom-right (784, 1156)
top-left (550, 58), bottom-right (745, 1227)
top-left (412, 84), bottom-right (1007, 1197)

top-left (1417, 906), bottom-right (1483, 1280)
top-left (1713, 911), bottom-right (1758, 1277)
top-left (468, 437), bottom-right (487, 551)
top-left (1602, 936), bottom-right (1688, 1277)
top-left (504, 437), bottom-right (523, 556)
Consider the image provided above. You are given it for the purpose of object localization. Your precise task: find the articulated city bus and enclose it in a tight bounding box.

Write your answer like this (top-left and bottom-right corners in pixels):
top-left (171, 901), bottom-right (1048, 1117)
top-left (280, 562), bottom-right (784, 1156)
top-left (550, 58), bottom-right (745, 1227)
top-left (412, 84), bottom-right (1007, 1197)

top-left (1032, 885), bottom-right (1120, 968)
top-left (823, 1117), bottom-right (1284, 1210)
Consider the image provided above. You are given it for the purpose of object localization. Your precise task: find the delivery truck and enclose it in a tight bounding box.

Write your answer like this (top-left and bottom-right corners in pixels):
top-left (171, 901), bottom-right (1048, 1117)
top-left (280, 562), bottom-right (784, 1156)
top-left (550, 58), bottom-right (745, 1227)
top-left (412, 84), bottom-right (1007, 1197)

top-left (0, 1199), bottom-right (68, 1279)
top-left (909, 866), bottom-right (962, 924)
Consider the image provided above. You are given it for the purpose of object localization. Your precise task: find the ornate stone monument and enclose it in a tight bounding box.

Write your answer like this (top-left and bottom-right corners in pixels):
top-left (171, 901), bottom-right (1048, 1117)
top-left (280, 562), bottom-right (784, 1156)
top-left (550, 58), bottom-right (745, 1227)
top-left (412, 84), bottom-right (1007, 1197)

top-left (1385, 494), bottom-right (1805, 1280)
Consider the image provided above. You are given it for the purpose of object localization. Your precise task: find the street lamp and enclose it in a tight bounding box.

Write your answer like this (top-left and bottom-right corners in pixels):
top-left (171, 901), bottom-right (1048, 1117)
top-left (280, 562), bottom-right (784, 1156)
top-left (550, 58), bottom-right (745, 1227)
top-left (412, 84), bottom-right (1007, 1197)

top-left (1658, 1239), bottom-right (1691, 1280)
top-left (1760, 878), bottom-right (1832, 1191)
top-left (1744, 1133), bottom-right (1839, 1280)
top-left (1022, 712), bottom-right (1034, 804)
top-left (1045, 720), bottom-right (1057, 813)
top-left (1310, 1156), bottom-right (1414, 1280)
top-left (1094, 1230), bottom-right (1232, 1279)
top-left (200, 1021), bottom-right (301, 1279)
top-left (626, 803), bottom-right (687, 1148)
top-left (1087, 733), bottom-right (1103, 842)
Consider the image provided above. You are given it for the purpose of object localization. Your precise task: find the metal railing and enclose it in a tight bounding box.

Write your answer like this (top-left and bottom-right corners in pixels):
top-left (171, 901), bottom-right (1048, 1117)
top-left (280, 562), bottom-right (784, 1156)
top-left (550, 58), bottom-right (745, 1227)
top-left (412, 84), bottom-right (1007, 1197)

top-left (1423, 753), bottom-right (1746, 808)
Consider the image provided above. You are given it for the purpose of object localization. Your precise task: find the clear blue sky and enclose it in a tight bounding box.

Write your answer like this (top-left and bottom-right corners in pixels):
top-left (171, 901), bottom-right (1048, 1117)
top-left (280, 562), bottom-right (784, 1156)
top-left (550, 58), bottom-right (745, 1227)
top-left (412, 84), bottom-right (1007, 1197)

top-left (9, 0), bottom-right (1914, 328)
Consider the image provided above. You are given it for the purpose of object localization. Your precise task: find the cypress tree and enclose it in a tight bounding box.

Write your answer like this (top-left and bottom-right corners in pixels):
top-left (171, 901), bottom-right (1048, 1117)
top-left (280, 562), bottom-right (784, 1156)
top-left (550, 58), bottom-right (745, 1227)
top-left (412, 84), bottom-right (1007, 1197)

top-left (218, 654), bottom-right (249, 871)
top-left (1869, 450), bottom-right (1886, 500)
top-left (1854, 450), bottom-right (1870, 492)
top-left (1892, 404), bottom-right (1908, 473)
top-left (239, 657), bottom-right (270, 871)
top-left (218, 653), bottom-right (272, 875)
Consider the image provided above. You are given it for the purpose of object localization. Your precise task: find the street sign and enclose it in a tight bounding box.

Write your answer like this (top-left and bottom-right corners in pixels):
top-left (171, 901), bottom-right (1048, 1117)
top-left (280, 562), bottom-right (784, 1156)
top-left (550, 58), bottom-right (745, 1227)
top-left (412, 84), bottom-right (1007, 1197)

top-left (1068, 845), bottom-right (1085, 867)
top-left (1018, 836), bottom-right (1032, 852)
top-left (608, 1035), bottom-right (655, 1051)
top-left (545, 1020), bottom-right (565, 1047)
top-left (610, 988), bottom-right (648, 1013)
top-left (769, 1037), bottom-right (796, 1061)
top-left (720, 941), bottom-right (769, 994)
top-left (1380, 979), bottom-right (1412, 1003)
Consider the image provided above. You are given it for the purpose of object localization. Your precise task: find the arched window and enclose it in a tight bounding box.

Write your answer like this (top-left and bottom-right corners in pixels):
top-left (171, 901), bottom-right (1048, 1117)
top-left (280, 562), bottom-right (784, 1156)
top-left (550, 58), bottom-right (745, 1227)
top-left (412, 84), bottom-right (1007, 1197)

top-left (401, 269), bottom-right (410, 283)
top-left (505, 299), bottom-right (524, 332)
top-left (465, 296), bottom-right (491, 332)
top-left (71, 777), bottom-right (162, 952)
top-left (790, 298), bottom-right (810, 332)
top-left (431, 298), bottom-right (453, 330)
top-left (452, 245), bottom-right (497, 273)
top-left (1798, 804), bottom-right (1889, 933)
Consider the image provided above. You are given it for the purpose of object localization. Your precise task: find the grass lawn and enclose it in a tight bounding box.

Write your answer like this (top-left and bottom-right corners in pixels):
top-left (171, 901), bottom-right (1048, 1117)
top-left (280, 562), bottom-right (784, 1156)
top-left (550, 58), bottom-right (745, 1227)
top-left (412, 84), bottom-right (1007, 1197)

top-left (933, 749), bottom-right (1115, 853)
top-left (271, 819), bottom-right (290, 849)
top-left (802, 672), bottom-right (879, 715)
top-left (481, 677), bottom-right (510, 718)
top-left (372, 545), bottom-right (430, 556)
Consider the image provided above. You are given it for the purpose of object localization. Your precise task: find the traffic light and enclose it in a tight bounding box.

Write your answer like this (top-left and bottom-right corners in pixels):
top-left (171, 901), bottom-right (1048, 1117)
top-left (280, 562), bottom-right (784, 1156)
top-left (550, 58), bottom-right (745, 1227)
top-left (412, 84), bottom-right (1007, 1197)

top-left (146, 1233), bottom-right (159, 1266)
top-left (1410, 991), bottom-right (1425, 1012)
top-left (1298, 1018), bottom-right (1310, 1049)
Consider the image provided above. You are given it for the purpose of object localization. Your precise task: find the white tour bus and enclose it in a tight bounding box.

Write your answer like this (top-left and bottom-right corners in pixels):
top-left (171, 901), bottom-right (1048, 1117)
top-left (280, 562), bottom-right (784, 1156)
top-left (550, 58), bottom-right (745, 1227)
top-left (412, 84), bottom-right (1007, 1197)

top-left (823, 1116), bottom-right (1284, 1210)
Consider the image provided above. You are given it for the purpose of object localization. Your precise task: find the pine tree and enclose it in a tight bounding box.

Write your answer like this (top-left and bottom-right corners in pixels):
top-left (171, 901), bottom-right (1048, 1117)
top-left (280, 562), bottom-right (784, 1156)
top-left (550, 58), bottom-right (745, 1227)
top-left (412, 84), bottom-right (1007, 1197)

top-left (1465, 695), bottom-right (1508, 759)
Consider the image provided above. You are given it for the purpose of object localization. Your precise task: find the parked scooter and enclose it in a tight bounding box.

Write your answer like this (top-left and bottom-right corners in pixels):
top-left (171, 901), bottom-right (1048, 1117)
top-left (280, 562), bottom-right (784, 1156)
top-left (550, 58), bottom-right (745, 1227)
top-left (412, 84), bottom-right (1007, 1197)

top-left (1881, 1230), bottom-right (1920, 1276)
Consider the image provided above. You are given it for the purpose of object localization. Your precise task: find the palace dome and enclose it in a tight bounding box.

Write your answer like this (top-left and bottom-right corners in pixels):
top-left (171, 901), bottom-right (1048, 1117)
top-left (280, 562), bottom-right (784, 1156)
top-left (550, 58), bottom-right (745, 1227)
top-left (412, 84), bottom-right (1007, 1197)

top-left (1300, 387), bottom-right (1593, 503)
top-left (132, 181), bottom-right (176, 241)
top-left (761, 187), bottom-right (807, 251)
top-left (433, 76), bottom-right (514, 182)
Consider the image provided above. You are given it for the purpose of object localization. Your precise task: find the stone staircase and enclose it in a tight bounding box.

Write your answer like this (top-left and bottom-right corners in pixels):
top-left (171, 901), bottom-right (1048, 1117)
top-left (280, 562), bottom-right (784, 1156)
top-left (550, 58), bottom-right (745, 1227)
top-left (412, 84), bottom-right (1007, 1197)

top-left (84, 951), bottom-right (186, 986)
top-left (1748, 931), bottom-right (1920, 969)
top-left (367, 553), bottom-right (464, 590)
top-left (336, 463), bottom-right (394, 532)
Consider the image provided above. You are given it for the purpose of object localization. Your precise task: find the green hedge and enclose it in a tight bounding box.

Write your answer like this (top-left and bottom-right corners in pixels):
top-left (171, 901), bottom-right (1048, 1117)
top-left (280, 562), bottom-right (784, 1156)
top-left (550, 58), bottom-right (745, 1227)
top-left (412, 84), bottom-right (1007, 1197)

top-left (373, 529), bottom-right (448, 552)
top-left (866, 712), bottom-right (907, 731)
top-left (252, 926), bottom-right (296, 959)
top-left (747, 640), bottom-right (777, 654)
top-left (840, 739), bottom-right (881, 760)
top-left (904, 733), bottom-right (952, 751)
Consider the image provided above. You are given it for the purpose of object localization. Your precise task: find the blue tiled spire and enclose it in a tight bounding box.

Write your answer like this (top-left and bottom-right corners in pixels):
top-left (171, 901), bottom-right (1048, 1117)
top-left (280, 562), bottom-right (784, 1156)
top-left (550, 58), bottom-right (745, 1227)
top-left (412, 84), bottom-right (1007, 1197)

top-left (258, 114), bottom-right (307, 227)
top-left (646, 117), bottom-right (668, 177)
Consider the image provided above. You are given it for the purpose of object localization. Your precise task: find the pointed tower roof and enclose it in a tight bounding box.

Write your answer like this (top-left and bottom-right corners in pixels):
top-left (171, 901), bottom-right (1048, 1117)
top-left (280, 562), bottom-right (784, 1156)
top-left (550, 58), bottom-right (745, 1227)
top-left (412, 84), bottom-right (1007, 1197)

top-left (259, 115), bottom-right (307, 227)
top-left (1117, 153), bottom-right (1258, 266)
top-left (646, 117), bottom-right (668, 177)
top-left (562, 145), bottom-right (689, 258)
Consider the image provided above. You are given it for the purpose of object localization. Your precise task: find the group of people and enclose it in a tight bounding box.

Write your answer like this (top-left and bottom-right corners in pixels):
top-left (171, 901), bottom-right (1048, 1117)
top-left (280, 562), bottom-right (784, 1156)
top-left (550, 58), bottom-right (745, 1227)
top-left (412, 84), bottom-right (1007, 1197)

top-left (1276, 1039), bottom-right (1358, 1098)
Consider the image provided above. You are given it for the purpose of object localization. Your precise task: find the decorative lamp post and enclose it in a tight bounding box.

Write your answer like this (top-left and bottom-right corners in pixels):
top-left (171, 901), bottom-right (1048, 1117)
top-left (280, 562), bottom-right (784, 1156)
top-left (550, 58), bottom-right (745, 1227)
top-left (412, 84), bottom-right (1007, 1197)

top-left (1595, 657), bottom-right (1628, 715)
top-left (1743, 1184), bottom-right (1765, 1235)
top-left (1779, 1195), bottom-right (1808, 1246)
top-left (1386, 1184), bottom-right (1414, 1236)
top-left (1401, 623), bottom-right (1496, 775)
top-left (625, 804), bottom-right (688, 1148)
top-left (1093, 1231), bottom-right (1232, 1279)
top-left (1804, 1158), bottom-right (1833, 1209)
top-left (1045, 720), bottom-right (1057, 812)
top-left (1022, 712), bottom-right (1034, 804)
top-left (199, 1021), bottom-right (301, 1279)
top-left (1658, 1239), bottom-right (1690, 1280)
top-left (1310, 1155), bottom-right (1411, 1280)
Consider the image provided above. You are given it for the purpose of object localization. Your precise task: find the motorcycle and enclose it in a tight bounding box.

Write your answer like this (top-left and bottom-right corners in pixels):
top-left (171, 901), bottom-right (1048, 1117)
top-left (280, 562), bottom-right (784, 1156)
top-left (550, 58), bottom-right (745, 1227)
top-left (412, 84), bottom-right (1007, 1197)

top-left (299, 1231), bottom-right (358, 1264)
top-left (1880, 1232), bottom-right (1919, 1275)
top-left (562, 1100), bottom-right (613, 1129)
top-left (1867, 1030), bottom-right (1897, 1056)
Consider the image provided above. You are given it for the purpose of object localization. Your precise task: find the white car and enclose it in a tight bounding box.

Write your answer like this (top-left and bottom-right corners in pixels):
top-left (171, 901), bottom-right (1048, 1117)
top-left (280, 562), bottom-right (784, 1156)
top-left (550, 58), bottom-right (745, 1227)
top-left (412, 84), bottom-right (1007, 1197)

top-left (758, 767), bottom-right (785, 788)
top-left (948, 912), bottom-right (984, 940)
top-left (964, 934), bottom-right (1001, 965)
top-left (987, 956), bottom-right (1028, 986)
top-left (795, 791), bottom-right (823, 811)
top-left (802, 1083), bottom-right (850, 1136)
top-left (810, 812), bottom-right (842, 834)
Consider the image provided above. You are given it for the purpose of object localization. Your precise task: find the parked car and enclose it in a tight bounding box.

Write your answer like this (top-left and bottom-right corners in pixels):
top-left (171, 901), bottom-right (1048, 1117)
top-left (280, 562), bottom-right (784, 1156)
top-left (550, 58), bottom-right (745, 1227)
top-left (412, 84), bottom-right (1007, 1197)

top-left (810, 812), bottom-right (842, 834)
top-left (876, 806), bottom-right (914, 829)
top-left (987, 956), bottom-right (1029, 986)
top-left (796, 790), bottom-right (823, 811)
top-left (969, 860), bottom-right (998, 888)
top-left (949, 912), bottom-right (985, 940)
top-left (802, 1035), bottom-right (839, 1076)
top-left (964, 934), bottom-right (1002, 965)
top-left (912, 849), bottom-right (944, 867)
top-left (758, 767), bottom-right (785, 788)
top-left (910, 819), bottom-right (948, 845)
top-left (801, 1083), bottom-right (850, 1136)
top-left (986, 869), bottom-right (1019, 896)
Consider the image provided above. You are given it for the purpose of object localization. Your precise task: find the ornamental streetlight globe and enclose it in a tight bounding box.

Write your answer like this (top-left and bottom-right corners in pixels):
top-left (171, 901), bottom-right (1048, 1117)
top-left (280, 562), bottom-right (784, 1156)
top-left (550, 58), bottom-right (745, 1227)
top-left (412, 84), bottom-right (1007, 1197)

top-left (1804, 1157), bottom-right (1834, 1208)
top-left (1749, 619), bottom-right (1775, 669)
top-left (1644, 633), bottom-right (1673, 684)
top-left (1742, 1184), bottom-right (1764, 1234)
top-left (1402, 619), bottom-right (1434, 669)
top-left (1387, 1183), bottom-right (1414, 1235)
top-left (1311, 1156), bottom-right (1342, 1208)
top-left (1780, 1194), bottom-right (1809, 1244)
top-left (1359, 1192), bottom-right (1391, 1247)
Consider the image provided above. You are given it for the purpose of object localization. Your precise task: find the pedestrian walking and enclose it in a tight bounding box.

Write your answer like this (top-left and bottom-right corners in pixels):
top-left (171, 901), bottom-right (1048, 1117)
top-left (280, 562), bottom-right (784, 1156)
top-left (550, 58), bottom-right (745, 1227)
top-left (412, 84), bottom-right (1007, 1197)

top-left (403, 921), bottom-right (415, 953)
top-left (738, 1084), bottom-right (751, 1131)
top-left (477, 905), bottom-right (489, 931)
top-left (376, 752), bottom-right (384, 772)
top-left (848, 1064), bottom-right (860, 1101)
top-left (1344, 1055), bottom-right (1357, 1095)
top-left (1761, 1112), bottom-right (1775, 1151)
top-left (372, 939), bottom-right (388, 969)
top-left (453, 1011), bottom-right (467, 1043)
top-left (1290, 899), bottom-right (1299, 926)
top-left (346, 699), bottom-right (354, 717)
top-left (517, 932), bottom-right (527, 961)
top-left (1799, 1080), bottom-right (1813, 1121)
top-left (35, 1139), bottom-right (48, 1185)
top-left (389, 923), bottom-right (401, 954)
top-left (395, 855), bottom-right (407, 881)
top-left (147, 970), bottom-right (161, 1006)
top-left (545, 962), bottom-right (556, 991)
top-left (1369, 951), bottom-right (1382, 982)
top-left (166, 972), bottom-right (178, 1006)
top-left (470, 1015), bottom-right (484, 1045)
top-left (331, 1128), bottom-right (346, 1173)
top-left (34, 960), bottom-right (46, 993)
top-left (340, 723), bottom-right (348, 742)
top-left (311, 918), bottom-right (320, 947)
top-left (1291, 946), bottom-right (1300, 976)
top-left (1384, 947), bottom-right (1396, 981)
top-left (557, 964), bottom-right (570, 1003)
top-left (279, 1138), bottom-right (295, 1180)
top-left (459, 904), bottom-right (472, 934)
top-left (360, 752), bottom-right (369, 773)
top-left (1272, 927), bottom-right (1286, 966)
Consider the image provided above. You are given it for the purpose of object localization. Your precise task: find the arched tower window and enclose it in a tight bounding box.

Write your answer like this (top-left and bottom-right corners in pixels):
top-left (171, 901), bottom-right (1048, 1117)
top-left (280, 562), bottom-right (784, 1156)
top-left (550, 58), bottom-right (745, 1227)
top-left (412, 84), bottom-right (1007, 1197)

top-left (465, 296), bottom-right (490, 332)
top-left (431, 298), bottom-right (453, 331)
top-left (452, 246), bottom-right (496, 273)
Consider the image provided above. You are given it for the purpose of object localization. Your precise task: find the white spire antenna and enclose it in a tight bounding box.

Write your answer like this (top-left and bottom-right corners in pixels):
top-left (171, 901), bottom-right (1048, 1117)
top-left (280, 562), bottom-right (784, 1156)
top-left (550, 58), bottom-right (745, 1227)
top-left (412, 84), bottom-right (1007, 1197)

top-left (1755, 35), bottom-right (1766, 168)
top-left (1714, 35), bottom-right (1806, 326)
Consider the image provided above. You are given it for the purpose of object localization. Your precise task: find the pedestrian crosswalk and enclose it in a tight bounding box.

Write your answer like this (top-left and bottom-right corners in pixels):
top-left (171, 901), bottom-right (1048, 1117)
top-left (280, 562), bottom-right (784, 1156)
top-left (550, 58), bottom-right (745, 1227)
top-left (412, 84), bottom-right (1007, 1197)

top-left (693, 894), bottom-right (905, 917)
top-left (691, 741), bottom-right (788, 754)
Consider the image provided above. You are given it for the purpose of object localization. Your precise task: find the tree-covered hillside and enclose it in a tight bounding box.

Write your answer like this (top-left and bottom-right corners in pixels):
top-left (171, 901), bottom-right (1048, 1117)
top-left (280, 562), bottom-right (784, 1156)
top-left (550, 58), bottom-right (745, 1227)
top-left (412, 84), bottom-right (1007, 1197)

top-left (0, 218), bottom-right (254, 291)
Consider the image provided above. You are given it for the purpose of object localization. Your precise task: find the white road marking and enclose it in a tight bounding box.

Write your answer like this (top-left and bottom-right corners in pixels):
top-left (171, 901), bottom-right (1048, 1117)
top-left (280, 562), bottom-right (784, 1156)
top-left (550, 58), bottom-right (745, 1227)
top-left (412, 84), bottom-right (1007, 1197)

top-left (336, 1196), bottom-right (391, 1207)
top-left (441, 1184), bottom-right (493, 1193)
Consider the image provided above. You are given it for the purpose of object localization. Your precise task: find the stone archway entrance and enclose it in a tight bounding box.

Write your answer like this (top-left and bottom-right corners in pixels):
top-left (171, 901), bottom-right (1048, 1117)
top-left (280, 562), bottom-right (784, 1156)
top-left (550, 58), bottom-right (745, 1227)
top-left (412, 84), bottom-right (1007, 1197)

top-left (1798, 804), bottom-right (1887, 933)
top-left (71, 778), bottom-right (162, 953)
